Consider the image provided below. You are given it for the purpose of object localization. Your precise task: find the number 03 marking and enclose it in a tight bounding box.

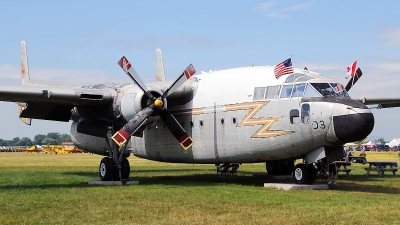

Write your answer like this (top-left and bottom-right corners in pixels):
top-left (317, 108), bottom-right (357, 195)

top-left (313, 121), bottom-right (326, 129)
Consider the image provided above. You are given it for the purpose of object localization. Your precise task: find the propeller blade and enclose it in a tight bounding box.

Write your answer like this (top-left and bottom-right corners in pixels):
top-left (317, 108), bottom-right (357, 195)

top-left (112, 107), bottom-right (154, 147)
top-left (118, 56), bottom-right (154, 99)
top-left (159, 109), bottom-right (193, 152)
top-left (345, 68), bottom-right (363, 91)
top-left (162, 64), bottom-right (196, 98)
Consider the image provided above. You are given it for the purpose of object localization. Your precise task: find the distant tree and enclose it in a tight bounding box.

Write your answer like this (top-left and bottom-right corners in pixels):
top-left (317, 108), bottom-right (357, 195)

top-left (41, 137), bottom-right (58, 145)
top-left (33, 134), bottom-right (46, 145)
top-left (19, 137), bottom-right (33, 146)
top-left (60, 133), bottom-right (72, 143)
top-left (0, 139), bottom-right (6, 146)
top-left (375, 137), bottom-right (386, 144)
top-left (9, 137), bottom-right (21, 146)
top-left (47, 132), bottom-right (61, 142)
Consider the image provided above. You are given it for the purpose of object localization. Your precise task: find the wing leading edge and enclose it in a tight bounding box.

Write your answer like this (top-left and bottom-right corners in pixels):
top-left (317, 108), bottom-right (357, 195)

top-left (0, 85), bottom-right (114, 121)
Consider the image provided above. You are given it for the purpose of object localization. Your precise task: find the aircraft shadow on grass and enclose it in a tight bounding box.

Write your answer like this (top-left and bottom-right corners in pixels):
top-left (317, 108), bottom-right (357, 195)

top-left (1, 170), bottom-right (399, 194)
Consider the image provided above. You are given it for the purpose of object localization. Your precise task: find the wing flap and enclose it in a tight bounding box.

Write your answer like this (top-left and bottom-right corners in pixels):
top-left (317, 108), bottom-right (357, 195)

top-left (19, 103), bottom-right (73, 122)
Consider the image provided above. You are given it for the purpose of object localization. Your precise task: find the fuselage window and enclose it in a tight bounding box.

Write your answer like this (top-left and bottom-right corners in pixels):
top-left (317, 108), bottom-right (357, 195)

top-left (221, 118), bottom-right (224, 125)
top-left (199, 120), bottom-right (204, 127)
top-left (253, 87), bottom-right (266, 100)
top-left (265, 85), bottom-right (281, 99)
top-left (290, 109), bottom-right (300, 124)
top-left (280, 84), bottom-right (294, 98)
top-left (232, 117), bottom-right (237, 124)
top-left (303, 84), bottom-right (321, 98)
top-left (292, 83), bottom-right (306, 98)
top-left (301, 104), bottom-right (310, 123)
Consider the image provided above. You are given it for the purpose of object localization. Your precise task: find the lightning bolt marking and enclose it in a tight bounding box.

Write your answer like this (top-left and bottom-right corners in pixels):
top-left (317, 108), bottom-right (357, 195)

top-left (225, 101), bottom-right (292, 138)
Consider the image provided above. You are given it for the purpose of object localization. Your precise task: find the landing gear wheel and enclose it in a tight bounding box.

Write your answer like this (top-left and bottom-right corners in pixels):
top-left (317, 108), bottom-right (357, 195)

top-left (293, 164), bottom-right (309, 184)
top-left (99, 157), bottom-right (115, 181)
top-left (120, 158), bottom-right (130, 180)
top-left (307, 164), bottom-right (317, 184)
top-left (266, 161), bottom-right (282, 175)
top-left (282, 160), bottom-right (294, 175)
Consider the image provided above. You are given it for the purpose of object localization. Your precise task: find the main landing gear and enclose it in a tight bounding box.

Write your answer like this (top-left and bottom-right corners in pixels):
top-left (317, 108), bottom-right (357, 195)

top-left (216, 163), bottom-right (240, 178)
top-left (265, 160), bottom-right (317, 184)
top-left (99, 126), bottom-right (131, 181)
top-left (293, 163), bottom-right (317, 184)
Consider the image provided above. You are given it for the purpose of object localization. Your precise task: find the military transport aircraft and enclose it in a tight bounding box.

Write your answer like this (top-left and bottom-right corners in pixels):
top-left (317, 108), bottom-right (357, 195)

top-left (0, 41), bottom-right (399, 184)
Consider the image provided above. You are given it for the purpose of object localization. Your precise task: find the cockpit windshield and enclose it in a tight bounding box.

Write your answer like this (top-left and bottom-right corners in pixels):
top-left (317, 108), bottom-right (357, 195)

top-left (310, 83), bottom-right (350, 98)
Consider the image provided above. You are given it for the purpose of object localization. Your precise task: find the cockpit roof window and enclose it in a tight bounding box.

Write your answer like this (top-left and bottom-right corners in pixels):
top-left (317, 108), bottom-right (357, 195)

top-left (296, 76), bottom-right (314, 82)
top-left (285, 73), bottom-right (313, 83)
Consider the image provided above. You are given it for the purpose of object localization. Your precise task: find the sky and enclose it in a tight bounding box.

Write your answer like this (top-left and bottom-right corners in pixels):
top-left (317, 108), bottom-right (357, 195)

top-left (0, 1), bottom-right (400, 142)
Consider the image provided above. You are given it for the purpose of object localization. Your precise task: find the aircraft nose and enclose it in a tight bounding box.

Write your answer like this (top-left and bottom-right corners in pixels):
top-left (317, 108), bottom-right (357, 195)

top-left (333, 110), bottom-right (374, 143)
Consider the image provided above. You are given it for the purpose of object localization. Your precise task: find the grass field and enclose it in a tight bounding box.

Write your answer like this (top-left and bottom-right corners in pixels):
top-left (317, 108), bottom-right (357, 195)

top-left (1, 151), bottom-right (399, 225)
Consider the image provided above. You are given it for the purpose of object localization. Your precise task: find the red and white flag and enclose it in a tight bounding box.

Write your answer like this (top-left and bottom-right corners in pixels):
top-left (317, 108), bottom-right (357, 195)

top-left (274, 58), bottom-right (293, 79)
top-left (346, 60), bottom-right (358, 79)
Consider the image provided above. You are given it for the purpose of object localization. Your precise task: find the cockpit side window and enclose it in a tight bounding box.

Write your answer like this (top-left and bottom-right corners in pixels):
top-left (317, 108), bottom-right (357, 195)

top-left (303, 84), bottom-right (321, 98)
top-left (311, 83), bottom-right (335, 96)
top-left (280, 84), bottom-right (293, 98)
top-left (330, 83), bottom-right (350, 98)
top-left (292, 83), bottom-right (306, 98)
top-left (253, 87), bottom-right (266, 100)
top-left (265, 86), bottom-right (281, 99)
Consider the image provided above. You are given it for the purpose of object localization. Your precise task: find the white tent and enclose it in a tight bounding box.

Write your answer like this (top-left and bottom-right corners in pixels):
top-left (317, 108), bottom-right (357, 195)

top-left (386, 138), bottom-right (400, 147)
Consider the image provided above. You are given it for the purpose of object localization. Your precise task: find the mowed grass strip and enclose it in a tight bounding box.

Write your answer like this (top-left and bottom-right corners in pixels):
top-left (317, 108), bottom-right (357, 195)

top-left (1, 152), bottom-right (400, 224)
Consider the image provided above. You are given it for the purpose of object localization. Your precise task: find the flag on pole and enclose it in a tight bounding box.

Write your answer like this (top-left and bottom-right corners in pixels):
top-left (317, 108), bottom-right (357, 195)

top-left (346, 60), bottom-right (358, 79)
top-left (274, 58), bottom-right (293, 79)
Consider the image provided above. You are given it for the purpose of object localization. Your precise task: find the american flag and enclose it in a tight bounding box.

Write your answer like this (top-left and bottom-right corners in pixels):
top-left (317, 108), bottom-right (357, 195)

top-left (274, 58), bottom-right (293, 79)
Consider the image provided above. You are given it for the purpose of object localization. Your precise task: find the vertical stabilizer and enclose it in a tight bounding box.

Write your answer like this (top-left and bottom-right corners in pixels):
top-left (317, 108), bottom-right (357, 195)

top-left (21, 41), bottom-right (30, 86)
top-left (156, 48), bottom-right (166, 81)
top-left (19, 41), bottom-right (32, 125)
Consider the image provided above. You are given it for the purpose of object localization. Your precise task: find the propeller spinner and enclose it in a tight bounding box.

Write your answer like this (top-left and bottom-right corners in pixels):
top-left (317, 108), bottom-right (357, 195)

top-left (111, 56), bottom-right (196, 152)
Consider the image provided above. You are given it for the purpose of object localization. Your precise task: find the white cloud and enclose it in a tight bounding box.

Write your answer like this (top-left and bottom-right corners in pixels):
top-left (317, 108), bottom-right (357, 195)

top-left (252, 2), bottom-right (311, 18)
top-left (252, 2), bottom-right (276, 12)
top-left (379, 28), bottom-right (400, 47)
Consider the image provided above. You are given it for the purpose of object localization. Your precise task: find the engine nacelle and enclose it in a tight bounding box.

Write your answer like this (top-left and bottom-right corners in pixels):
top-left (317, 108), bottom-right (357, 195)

top-left (71, 121), bottom-right (133, 156)
top-left (117, 84), bottom-right (165, 122)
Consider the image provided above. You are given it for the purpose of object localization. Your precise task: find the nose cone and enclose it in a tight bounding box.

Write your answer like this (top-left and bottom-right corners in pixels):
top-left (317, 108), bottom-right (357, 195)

top-left (333, 112), bottom-right (374, 143)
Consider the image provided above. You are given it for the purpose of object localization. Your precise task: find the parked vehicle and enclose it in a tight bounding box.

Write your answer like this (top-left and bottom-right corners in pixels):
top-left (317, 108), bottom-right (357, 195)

top-left (376, 144), bottom-right (390, 151)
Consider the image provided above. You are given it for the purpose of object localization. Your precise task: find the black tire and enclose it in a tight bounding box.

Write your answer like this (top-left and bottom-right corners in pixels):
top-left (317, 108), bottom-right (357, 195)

top-left (120, 158), bottom-right (130, 180)
top-left (293, 164), bottom-right (309, 184)
top-left (282, 160), bottom-right (294, 175)
top-left (266, 161), bottom-right (282, 175)
top-left (307, 164), bottom-right (317, 184)
top-left (99, 157), bottom-right (115, 181)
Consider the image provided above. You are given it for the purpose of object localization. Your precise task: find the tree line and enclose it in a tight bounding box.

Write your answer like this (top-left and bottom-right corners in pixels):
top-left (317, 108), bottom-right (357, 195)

top-left (0, 132), bottom-right (72, 146)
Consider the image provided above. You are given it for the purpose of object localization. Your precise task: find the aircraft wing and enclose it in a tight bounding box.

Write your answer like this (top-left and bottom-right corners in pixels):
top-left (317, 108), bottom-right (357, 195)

top-left (354, 96), bottom-right (400, 108)
top-left (0, 85), bottom-right (114, 122)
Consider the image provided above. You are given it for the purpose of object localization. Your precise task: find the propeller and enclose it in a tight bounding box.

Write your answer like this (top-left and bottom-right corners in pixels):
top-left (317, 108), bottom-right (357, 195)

top-left (111, 56), bottom-right (195, 152)
top-left (345, 68), bottom-right (363, 92)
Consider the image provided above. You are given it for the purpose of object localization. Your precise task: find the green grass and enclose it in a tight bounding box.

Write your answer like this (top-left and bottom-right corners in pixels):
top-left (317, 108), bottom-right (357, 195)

top-left (1, 152), bottom-right (400, 225)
